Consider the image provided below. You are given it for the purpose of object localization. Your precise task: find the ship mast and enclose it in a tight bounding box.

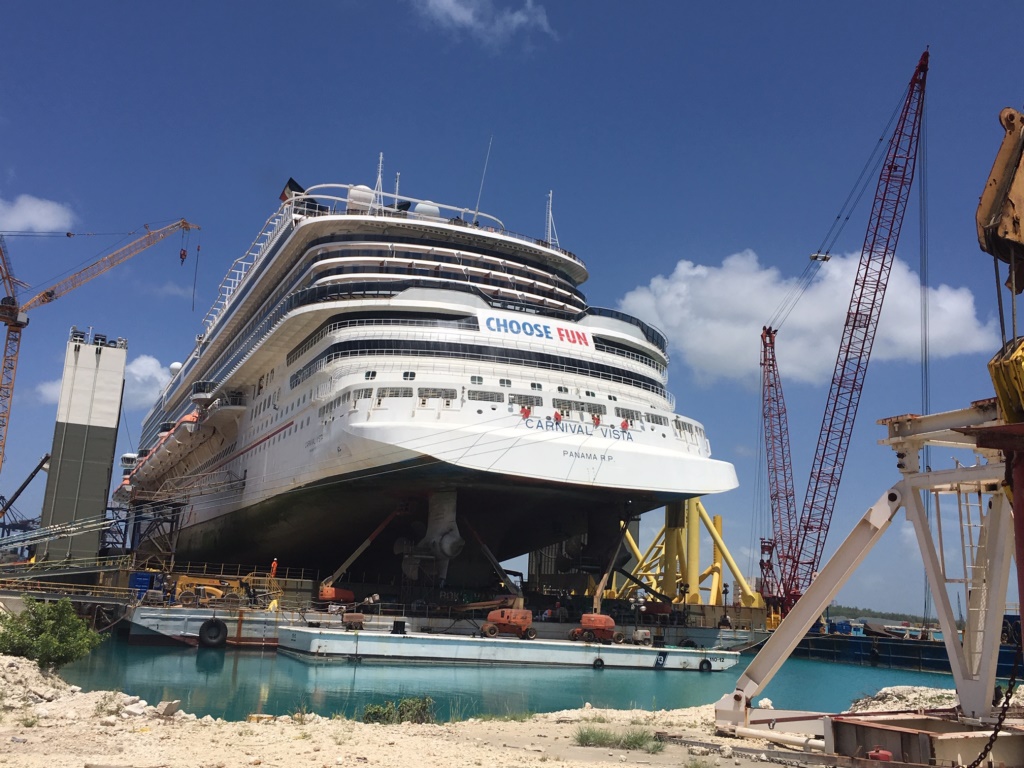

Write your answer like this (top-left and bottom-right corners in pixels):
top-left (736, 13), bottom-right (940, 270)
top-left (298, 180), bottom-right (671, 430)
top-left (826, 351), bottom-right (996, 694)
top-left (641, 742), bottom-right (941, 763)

top-left (545, 190), bottom-right (559, 249)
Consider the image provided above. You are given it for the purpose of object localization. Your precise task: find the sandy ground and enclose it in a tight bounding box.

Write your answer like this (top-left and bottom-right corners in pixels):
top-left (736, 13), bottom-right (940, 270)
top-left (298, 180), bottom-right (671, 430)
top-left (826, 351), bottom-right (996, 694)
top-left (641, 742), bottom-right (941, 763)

top-left (1, 654), bottom-right (1014, 768)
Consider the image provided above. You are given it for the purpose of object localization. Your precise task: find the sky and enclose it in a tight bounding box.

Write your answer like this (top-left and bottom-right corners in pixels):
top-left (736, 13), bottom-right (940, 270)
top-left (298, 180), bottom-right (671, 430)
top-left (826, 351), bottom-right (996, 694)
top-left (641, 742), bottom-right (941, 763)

top-left (0, 1), bottom-right (1020, 615)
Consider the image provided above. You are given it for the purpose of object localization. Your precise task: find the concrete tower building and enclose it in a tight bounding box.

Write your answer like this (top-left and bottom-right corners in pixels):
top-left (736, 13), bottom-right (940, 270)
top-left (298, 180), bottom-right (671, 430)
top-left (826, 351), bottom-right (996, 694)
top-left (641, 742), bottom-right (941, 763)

top-left (39, 327), bottom-right (127, 560)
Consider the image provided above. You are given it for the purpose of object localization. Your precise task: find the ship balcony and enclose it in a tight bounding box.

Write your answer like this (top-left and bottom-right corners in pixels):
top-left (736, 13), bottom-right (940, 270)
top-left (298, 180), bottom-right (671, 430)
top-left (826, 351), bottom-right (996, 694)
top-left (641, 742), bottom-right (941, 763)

top-left (200, 391), bottom-right (248, 429)
top-left (190, 380), bottom-right (219, 405)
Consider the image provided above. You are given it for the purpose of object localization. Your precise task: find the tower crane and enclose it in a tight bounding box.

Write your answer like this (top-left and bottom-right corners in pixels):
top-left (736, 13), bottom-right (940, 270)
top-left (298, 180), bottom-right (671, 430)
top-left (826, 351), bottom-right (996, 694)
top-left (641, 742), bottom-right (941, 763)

top-left (761, 51), bottom-right (929, 612)
top-left (0, 219), bottom-right (199, 479)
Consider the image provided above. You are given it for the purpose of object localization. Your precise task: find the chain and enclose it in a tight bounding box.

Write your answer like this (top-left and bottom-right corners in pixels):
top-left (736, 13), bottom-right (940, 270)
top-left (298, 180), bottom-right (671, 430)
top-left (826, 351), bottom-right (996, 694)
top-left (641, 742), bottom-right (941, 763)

top-left (960, 621), bottom-right (1022, 768)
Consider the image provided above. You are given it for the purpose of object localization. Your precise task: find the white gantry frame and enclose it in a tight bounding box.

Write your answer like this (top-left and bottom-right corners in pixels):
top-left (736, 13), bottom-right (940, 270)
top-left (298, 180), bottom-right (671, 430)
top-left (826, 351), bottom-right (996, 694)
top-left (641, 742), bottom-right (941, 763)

top-left (716, 399), bottom-right (1014, 732)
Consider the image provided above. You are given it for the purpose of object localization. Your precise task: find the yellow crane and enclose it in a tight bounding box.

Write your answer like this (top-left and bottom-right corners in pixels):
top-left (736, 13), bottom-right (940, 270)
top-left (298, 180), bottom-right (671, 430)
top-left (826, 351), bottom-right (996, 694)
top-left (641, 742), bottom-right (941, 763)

top-left (0, 219), bottom-right (199, 477)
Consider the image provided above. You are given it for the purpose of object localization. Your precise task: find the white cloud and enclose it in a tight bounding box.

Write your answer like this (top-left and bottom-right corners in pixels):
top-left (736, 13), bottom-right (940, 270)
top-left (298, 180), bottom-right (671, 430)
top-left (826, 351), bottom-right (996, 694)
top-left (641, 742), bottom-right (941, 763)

top-left (123, 354), bottom-right (171, 411)
top-left (35, 379), bottom-right (61, 404)
top-left (151, 281), bottom-right (195, 300)
top-left (619, 250), bottom-right (999, 386)
top-left (415, 0), bottom-right (556, 45)
top-left (0, 194), bottom-right (74, 232)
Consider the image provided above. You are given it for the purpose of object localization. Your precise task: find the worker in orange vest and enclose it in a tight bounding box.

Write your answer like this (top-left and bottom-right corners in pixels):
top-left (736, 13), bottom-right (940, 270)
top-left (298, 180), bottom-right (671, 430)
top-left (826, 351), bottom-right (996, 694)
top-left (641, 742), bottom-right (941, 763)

top-left (270, 558), bottom-right (278, 578)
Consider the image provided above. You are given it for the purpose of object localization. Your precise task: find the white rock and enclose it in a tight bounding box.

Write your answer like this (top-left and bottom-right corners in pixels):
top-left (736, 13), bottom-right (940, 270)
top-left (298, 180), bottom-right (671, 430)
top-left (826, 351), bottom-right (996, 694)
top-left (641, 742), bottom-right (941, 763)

top-left (68, 685), bottom-right (81, 693)
top-left (720, 745), bottom-right (733, 758)
top-left (201, 714), bottom-right (216, 723)
top-left (276, 715), bottom-right (292, 723)
top-left (100, 715), bottom-right (117, 727)
top-left (33, 706), bottom-right (49, 719)
top-left (122, 695), bottom-right (140, 706)
top-left (156, 700), bottom-right (181, 717)
top-left (123, 702), bottom-right (148, 717)
top-left (689, 746), bottom-right (711, 756)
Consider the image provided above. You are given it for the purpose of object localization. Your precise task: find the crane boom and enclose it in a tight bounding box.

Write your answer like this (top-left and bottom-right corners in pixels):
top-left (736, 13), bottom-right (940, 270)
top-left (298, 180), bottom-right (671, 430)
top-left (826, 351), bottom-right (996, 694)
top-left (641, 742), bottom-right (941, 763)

top-left (0, 218), bottom-right (199, 476)
top-left (21, 219), bottom-right (198, 312)
top-left (759, 326), bottom-right (796, 600)
top-left (779, 51), bottom-right (928, 604)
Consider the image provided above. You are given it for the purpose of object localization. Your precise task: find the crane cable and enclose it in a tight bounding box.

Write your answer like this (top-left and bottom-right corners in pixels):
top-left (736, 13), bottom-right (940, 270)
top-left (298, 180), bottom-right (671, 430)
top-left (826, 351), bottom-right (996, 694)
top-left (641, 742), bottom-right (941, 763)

top-left (766, 81), bottom-right (912, 332)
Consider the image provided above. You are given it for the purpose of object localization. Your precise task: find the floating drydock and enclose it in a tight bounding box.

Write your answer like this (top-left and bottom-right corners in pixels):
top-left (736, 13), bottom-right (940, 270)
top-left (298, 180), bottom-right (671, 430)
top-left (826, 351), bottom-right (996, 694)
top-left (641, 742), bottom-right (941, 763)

top-left (278, 625), bottom-right (740, 671)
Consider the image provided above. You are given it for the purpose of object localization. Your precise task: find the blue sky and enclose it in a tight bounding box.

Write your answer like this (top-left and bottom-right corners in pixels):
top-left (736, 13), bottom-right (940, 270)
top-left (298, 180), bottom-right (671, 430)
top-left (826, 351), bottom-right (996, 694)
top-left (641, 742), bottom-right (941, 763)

top-left (0, 2), bottom-right (1019, 614)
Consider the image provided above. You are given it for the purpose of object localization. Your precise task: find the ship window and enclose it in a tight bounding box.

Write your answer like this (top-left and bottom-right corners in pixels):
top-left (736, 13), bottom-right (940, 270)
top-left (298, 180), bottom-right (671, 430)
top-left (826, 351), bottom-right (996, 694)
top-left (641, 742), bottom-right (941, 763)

top-left (557, 386), bottom-right (569, 394)
top-left (644, 413), bottom-right (669, 426)
top-left (467, 390), bottom-right (504, 403)
top-left (403, 371), bottom-right (416, 381)
top-left (607, 395), bottom-right (618, 401)
top-left (553, 398), bottom-right (606, 416)
top-left (418, 387), bottom-right (457, 400)
top-left (353, 387), bottom-right (373, 400)
top-left (471, 376), bottom-right (483, 385)
top-left (509, 394), bottom-right (542, 407)
top-left (499, 378), bottom-right (512, 388)
top-left (530, 382), bottom-right (542, 390)
top-left (365, 371), bottom-right (377, 380)
top-left (615, 407), bottom-right (642, 422)
top-left (377, 387), bottom-right (413, 398)
top-left (585, 390), bottom-right (595, 397)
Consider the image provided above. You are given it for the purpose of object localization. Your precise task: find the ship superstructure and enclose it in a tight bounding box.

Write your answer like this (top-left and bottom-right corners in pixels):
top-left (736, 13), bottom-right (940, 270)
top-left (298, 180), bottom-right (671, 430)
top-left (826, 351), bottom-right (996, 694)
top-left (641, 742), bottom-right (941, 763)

top-left (118, 178), bottom-right (737, 588)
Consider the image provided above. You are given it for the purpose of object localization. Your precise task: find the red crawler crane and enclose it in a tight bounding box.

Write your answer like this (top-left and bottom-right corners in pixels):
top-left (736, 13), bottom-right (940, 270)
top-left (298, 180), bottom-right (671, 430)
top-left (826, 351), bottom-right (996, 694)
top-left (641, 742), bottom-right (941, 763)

top-left (762, 51), bottom-right (929, 612)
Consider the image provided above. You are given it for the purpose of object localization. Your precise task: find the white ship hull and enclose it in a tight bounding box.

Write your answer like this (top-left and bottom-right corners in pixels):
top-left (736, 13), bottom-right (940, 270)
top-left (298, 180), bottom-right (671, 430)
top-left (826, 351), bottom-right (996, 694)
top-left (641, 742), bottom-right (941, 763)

top-left (120, 179), bottom-right (737, 588)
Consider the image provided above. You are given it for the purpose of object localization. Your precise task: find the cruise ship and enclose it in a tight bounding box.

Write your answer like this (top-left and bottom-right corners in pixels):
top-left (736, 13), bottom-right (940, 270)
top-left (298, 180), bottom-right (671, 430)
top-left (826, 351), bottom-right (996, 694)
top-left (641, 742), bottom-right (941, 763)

top-left (117, 176), bottom-right (737, 589)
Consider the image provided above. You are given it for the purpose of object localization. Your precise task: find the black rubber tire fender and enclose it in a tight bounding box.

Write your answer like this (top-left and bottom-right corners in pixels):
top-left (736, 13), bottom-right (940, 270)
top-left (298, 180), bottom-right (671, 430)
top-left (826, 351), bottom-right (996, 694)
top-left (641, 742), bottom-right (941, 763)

top-left (592, 657), bottom-right (605, 670)
top-left (698, 659), bottom-right (712, 672)
top-left (198, 617), bottom-right (228, 649)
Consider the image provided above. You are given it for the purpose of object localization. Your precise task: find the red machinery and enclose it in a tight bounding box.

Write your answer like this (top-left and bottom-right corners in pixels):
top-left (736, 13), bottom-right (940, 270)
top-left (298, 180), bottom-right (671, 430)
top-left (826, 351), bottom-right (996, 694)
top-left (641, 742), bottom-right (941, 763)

top-left (761, 51), bottom-right (929, 612)
top-left (568, 613), bottom-right (626, 644)
top-left (480, 608), bottom-right (536, 639)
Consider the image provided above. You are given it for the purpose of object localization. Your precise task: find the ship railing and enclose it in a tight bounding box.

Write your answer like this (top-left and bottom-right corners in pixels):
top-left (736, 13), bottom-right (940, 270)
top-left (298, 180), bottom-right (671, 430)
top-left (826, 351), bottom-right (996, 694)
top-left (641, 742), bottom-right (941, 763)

top-left (287, 317), bottom-right (481, 366)
top-left (296, 183), bottom-right (585, 268)
top-left (290, 345), bottom-right (676, 410)
top-left (201, 206), bottom-right (295, 336)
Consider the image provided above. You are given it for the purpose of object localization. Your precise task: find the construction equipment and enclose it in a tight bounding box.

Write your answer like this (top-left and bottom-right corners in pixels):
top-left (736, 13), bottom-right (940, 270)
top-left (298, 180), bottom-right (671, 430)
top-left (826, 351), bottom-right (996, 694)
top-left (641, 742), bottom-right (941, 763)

top-left (0, 219), bottom-right (198, 476)
top-left (0, 453), bottom-right (48, 521)
top-left (172, 572), bottom-right (280, 608)
top-left (480, 607), bottom-right (536, 639)
top-left (568, 613), bottom-right (626, 644)
top-left (760, 51), bottom-right (928, 612)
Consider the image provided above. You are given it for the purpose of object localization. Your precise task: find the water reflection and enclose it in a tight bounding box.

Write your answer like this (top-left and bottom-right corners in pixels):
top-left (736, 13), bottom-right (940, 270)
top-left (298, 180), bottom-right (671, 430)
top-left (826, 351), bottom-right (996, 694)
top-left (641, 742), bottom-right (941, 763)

top-left (60, 634), bottom-right (956, 721)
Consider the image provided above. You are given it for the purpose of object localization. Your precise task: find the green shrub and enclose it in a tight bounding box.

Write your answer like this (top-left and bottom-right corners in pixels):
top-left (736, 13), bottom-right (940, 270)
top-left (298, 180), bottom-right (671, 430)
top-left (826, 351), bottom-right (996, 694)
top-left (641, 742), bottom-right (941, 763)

top-left (0, 596), bottom-right (104, 670)
top-left (362, 700), bottom-right (396, 724)
top-left (361, 697), bottom-right (435, 725)
top-left (573, 725), bottom-right (663, 753)
top-left (396, 696), bottom-right (435, 724)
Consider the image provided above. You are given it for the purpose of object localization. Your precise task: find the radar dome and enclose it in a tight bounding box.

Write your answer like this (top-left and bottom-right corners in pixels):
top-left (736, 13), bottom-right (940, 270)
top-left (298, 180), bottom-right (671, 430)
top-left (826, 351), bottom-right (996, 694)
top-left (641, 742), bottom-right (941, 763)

top-left (347, 185), bottom-right (374, 212)
top-left (412, 201), bottom-right (441, 219)
top-left (170, 362), bottom-right (183, 374)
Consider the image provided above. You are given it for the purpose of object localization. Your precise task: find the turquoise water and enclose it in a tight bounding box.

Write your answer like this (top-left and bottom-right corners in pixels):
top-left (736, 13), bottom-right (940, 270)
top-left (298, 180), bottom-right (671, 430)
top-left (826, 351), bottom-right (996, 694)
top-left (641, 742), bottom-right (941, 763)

top-left (59, 635), bottom-right (957, 721)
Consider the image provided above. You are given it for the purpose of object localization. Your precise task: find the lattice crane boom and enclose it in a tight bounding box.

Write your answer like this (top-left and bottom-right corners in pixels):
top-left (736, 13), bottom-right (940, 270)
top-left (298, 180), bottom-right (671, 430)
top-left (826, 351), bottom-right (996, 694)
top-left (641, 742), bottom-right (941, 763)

top-left (779, 51), bottom-right (929, 604)
top-left (759, 325), bottom-right (796, 600)
top-left (0, 219), bottom-right (199, 475)
top-left (21, 219), bottom-right (198, 312)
